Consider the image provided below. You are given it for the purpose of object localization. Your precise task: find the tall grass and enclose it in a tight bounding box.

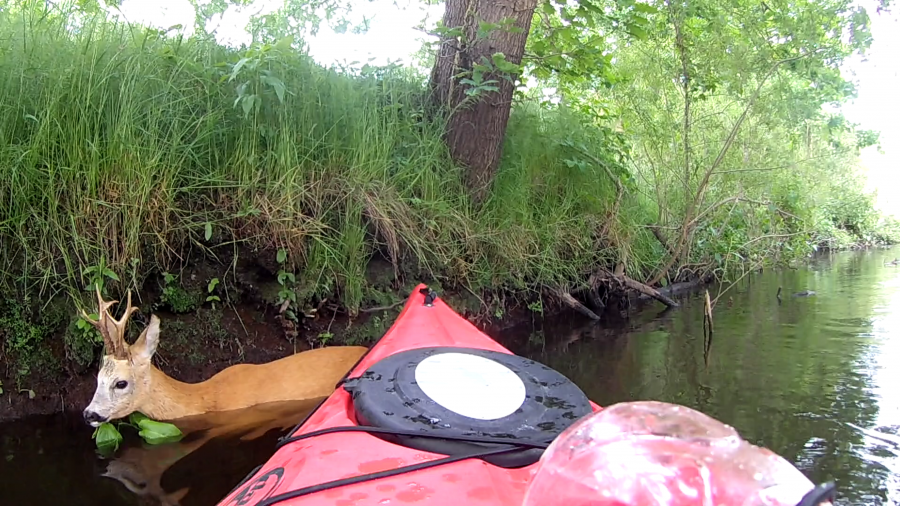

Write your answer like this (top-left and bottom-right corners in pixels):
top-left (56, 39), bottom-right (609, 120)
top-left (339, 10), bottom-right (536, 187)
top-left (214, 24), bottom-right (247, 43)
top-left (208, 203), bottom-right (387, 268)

top-left (0, 1), bottom-right (655, 311)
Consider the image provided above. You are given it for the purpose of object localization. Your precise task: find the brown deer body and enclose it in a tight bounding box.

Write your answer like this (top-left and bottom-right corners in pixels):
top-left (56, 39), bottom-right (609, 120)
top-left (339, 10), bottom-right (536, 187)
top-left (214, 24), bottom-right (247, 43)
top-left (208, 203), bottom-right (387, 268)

top-left (81, 288), bottom-right (368, 426)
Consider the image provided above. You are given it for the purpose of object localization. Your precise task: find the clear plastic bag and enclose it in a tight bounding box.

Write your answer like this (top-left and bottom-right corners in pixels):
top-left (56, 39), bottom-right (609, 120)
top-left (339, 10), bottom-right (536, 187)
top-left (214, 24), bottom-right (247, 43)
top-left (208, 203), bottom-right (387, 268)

top-left (523, 401), bottom-right (831, 506)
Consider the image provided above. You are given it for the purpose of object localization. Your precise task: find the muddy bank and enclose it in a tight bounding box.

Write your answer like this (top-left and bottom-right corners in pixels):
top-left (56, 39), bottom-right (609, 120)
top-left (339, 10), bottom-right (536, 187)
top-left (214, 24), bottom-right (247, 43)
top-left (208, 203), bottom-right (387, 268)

top-left (2, 249), bottom-right (668, 423)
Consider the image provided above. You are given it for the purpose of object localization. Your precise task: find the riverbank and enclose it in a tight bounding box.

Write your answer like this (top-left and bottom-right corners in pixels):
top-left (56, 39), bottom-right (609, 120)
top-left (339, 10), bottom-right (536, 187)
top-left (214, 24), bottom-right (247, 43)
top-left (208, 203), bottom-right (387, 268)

top-left (0, 251), bottom-right (607, 423)
top-left (5, 242), bottom-right (897, 423)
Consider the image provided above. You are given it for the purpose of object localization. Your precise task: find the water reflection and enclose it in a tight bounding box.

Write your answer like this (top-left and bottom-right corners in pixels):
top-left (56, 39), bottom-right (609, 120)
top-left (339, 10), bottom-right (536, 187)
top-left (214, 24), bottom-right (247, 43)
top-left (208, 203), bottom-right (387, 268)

top-left (0, 398), bottom-right (322, 505)
top-left (498, 247), bottom-right (900, 506)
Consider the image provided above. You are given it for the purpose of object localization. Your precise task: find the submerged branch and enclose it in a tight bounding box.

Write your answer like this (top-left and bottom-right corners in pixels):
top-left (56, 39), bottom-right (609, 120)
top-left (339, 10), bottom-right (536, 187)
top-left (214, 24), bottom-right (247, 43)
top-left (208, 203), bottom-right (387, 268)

top-left (595, 269), bottom-right (680, 309)
top-left (555, 289), bottom-right (602, 320)
top-left (620, 275), bottom-right (680, 308)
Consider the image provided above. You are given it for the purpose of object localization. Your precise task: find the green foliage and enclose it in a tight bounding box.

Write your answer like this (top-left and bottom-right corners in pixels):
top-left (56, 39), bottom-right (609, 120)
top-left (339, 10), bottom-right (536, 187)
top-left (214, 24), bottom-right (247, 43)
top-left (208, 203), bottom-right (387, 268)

top-left (205, 277), bottom-right (221, 309)
top-left (524, 0), bottom-right (655, 94)
top-left (582, 0), bottom-right (892, 280)
top-left (82, 258), bottom-right (119, 297)
top-left (91, 412), bottom-right (183, 454)
top-left (0, 0), bottom-right (890, 331)
top-left (92, 422), bottom-right (123, 454)
top-left (0, 299), bottom-right (61, 386)
top-left (874, 215), bottom-right (900, 245)
top-left (159, 273), bottom-right (199, 314)
top-left (0, 0), bottom-right (659, 312)
top-left (128, 412), bottom-right (184, 445)
top-left (275, 249), bottom-right (299, 321)
top-left (65, 312), bottom-right (103, 369)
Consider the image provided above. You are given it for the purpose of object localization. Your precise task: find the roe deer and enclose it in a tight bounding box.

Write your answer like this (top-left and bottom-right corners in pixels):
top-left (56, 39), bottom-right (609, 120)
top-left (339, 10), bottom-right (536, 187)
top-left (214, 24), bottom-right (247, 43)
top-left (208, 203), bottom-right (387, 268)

top-left (80, 288), bottom-right (368, 426)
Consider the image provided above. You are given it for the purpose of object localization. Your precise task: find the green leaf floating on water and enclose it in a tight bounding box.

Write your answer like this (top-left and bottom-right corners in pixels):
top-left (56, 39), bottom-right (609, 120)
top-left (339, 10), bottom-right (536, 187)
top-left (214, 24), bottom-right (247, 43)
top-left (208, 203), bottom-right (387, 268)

top-left (92, 422), bottom-right (123, 452)
top-left (91, 413), bottom-right (183, 452)
top-left (129, 412), bottom-right (184, 445)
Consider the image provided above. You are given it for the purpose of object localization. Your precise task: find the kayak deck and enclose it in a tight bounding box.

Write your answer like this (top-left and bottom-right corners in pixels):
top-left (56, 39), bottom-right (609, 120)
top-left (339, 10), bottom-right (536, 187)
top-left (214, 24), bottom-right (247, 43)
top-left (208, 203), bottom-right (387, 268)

top-left (217, 285), bottom-right (600, 506)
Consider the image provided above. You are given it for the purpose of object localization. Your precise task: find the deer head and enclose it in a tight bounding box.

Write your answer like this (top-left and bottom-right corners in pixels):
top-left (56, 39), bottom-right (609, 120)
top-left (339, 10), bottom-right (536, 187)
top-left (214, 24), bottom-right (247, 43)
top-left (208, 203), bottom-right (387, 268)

top-left (82, 287), bottom-right (160, 427)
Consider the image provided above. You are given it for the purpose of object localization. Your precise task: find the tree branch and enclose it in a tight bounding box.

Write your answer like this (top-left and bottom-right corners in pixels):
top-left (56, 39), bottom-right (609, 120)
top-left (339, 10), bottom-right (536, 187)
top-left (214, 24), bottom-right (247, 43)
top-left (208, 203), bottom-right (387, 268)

top-left (647, 53), bottom-right (812, 286)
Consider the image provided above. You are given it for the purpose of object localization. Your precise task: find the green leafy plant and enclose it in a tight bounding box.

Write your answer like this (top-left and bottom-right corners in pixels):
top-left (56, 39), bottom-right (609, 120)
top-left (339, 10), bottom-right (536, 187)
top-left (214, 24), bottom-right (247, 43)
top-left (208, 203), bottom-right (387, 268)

top-left (316, 331), bottom-right (334, 345)
top-left (275, 248), bottom-right (299, 321)
top-left (82, 258), bottom-right (119, 295)
top-left (206, 277), bottom-right (221, 309)
top-left (129, 412), bottom-right (184, 445)
top-left (92, 421), bottom-right (123, 453)
top-left (159, 272), bottom-right (198, 314)
top-left (91, 411), bottom-right (184, 453)
top-left (75, 312), bottom-right (101, 342)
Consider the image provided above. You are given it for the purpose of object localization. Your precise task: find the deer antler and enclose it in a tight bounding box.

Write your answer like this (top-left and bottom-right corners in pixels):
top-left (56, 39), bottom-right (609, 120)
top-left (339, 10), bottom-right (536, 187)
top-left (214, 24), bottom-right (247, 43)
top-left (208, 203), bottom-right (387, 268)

top-left (82, 286), bottom-right (138, 359)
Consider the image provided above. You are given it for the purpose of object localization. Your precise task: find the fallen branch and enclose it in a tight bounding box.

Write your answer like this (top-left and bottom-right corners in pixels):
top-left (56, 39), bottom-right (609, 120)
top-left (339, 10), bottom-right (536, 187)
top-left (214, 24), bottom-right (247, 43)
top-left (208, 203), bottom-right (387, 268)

top-left (555, 289), bottom-right (601, 320)
top-left (641, 271), bottom-right (714, 300)
top-left (618, 275), bottom-right (680, 308)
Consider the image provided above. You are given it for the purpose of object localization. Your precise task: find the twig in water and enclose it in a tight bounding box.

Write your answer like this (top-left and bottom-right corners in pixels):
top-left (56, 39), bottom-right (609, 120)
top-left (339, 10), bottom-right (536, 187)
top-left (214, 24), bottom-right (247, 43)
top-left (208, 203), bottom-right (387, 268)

top-left (703, 289), bottom-right (714, 367)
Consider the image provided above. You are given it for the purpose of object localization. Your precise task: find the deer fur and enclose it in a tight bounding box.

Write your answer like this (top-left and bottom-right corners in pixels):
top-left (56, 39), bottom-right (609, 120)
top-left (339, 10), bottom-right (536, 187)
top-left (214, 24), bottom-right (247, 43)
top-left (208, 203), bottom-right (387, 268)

top-left (81, 287), bottom-right (368, 426)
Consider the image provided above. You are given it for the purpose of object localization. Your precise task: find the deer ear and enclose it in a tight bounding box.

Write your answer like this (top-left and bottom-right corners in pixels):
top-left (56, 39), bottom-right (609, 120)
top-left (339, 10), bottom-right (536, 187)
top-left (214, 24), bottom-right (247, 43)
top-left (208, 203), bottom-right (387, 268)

top-left (131, 315), bottom-right (160, 362)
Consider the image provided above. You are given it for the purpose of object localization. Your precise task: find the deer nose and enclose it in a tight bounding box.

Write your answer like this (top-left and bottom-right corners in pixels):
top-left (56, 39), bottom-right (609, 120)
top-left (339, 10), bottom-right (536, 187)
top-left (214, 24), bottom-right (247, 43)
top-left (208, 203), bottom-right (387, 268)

top-left (83, 409), bottom-right (107, 425)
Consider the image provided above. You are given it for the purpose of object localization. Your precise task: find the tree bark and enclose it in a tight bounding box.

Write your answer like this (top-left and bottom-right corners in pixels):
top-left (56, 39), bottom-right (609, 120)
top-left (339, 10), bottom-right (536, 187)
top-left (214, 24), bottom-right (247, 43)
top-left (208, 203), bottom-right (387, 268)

top-left (430, 0), bottom-right (538, 203)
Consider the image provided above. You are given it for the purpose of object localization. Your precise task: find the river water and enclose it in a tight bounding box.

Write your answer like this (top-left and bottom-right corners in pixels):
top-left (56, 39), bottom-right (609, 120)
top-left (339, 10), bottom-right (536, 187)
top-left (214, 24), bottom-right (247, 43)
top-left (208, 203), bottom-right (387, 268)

top-left (1, 247), bottom-right (898, 505)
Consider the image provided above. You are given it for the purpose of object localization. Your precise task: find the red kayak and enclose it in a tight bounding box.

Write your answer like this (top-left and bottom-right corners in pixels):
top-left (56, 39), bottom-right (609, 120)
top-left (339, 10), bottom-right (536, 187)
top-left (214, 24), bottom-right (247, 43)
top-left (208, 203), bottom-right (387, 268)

top-left (216, 284), bottom-right (600, 506)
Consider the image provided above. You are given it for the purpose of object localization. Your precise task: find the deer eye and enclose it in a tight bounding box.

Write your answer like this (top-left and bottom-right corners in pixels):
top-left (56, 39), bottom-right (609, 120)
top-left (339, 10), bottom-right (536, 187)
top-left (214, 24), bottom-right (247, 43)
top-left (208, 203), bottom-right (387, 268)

top-left (115, 380), bottom-right (129, 389)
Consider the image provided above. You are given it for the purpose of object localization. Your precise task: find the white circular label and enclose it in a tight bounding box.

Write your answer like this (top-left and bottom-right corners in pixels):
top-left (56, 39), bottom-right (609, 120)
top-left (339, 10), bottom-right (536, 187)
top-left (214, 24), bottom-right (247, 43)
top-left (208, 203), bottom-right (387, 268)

top-left (414, 352), bottom-right (527, 420)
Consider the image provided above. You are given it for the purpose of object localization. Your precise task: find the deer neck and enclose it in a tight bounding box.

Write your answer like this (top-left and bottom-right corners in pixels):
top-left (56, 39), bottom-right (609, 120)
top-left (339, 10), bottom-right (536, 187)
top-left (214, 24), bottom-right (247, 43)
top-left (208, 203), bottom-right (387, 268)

top-left (138, 366), bottom-right (216, 421)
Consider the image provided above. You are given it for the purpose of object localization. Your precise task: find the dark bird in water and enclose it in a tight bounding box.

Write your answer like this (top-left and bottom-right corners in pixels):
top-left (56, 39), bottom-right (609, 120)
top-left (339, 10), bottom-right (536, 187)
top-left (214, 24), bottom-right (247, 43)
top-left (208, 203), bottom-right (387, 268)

top-left (776, 286), bottom-right (815, 302)
top-left (885, 258), bottom-right (899, 266)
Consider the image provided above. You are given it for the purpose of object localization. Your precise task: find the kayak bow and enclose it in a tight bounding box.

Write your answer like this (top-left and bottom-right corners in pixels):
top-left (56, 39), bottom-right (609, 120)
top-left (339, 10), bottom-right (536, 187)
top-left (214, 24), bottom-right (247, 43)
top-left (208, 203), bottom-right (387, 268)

top-left (216, 284), bottom-right (600, 506)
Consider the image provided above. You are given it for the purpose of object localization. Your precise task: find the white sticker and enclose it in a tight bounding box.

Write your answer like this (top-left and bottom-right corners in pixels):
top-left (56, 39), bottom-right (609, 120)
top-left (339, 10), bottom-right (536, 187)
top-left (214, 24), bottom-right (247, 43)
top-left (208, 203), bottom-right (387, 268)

top-left (414, 352), bottom-right (527, 420)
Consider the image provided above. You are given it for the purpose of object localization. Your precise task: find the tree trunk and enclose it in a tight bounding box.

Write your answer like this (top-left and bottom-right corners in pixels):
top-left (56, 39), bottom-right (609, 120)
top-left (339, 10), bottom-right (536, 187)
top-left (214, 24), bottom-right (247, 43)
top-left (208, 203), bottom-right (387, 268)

top-left (430, 0), bottom-right (537, 203)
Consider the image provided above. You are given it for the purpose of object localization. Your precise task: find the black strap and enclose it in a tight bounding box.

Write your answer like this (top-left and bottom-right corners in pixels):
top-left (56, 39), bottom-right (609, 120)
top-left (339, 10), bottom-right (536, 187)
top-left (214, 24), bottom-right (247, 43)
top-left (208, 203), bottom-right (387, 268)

top-left (222, 463), bottom-right (264, 501)
top-left (255, 445), bottom-right (523, 506)
top-left (275, 423), bottom-right (552, 451)
top-left (254, 422), bottom-right (550, 506)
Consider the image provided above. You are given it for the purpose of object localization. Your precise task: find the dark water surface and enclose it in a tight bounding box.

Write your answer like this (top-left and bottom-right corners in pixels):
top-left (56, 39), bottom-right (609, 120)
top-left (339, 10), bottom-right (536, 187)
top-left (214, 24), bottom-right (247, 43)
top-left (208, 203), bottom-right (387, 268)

top-left (499, 246), bottom-right (900, 506)
top-left (1, 247), bottom-right (899, 505)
